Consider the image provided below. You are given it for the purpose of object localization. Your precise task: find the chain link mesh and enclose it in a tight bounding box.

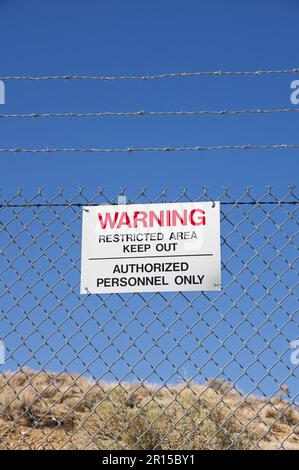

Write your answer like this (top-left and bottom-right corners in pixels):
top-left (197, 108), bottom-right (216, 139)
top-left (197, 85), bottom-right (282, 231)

top-left (0, 187), bottom-right (298, 450)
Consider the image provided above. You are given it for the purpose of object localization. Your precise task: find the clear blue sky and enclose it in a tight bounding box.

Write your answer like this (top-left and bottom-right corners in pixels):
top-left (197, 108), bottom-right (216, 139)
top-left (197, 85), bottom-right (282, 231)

top-left (0, 0), bottom-right (298, 400)
top-left (0, 0), bottom-right (298, 193)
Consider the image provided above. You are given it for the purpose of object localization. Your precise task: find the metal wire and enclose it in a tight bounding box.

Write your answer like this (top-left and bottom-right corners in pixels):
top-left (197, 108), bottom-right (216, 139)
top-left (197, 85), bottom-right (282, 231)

top-left (0, 108), bottom-right (299, 119)
top-left (0, 144), bottom-right (298, 154)
top-left (1, 68), bottom-right (299, 81)
top-left (0, 187), bottom-right (298, 451)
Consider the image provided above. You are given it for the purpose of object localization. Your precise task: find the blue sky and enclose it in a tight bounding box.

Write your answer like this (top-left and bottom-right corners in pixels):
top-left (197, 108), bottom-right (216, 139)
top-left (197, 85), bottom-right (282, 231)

top-left (0, 0), bottom-right (298, 400)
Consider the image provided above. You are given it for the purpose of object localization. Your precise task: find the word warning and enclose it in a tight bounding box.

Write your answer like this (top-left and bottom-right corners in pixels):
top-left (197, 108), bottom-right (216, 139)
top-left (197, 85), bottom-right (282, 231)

top-left (80, 201), bottom-right (221, 294)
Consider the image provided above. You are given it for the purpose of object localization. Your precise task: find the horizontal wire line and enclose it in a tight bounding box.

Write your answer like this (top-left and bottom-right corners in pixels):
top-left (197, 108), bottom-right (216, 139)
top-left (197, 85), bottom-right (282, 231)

top-left (0, 201), bottom-right (298, 208)
top-left (0, 144), bottom-right (298, 154)
top-left (1, 68), bottom-right (299, 81)
top-left (0, 108), bottom-right (299, 119)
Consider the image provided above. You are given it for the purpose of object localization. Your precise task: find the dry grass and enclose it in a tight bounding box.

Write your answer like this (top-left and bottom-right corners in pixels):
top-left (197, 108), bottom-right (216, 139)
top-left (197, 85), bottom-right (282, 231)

top-left (0, 370), bottom-right (298, 450)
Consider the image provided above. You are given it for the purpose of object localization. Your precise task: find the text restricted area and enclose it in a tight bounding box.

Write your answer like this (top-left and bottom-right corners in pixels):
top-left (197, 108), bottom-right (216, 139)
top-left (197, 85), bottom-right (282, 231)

top-left (80, 201), bottom-right (221, 294)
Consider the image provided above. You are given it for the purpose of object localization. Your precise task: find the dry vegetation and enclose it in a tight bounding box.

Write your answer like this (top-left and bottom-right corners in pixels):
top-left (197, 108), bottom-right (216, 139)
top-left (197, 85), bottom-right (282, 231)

top-left (0, 369), bottom-right (298, 450)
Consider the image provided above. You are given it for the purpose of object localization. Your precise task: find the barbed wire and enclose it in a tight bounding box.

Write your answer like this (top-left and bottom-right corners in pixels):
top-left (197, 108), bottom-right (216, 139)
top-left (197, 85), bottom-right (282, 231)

top-left (0, 200), bottom-right (298, 209)
top-left (1, 68), bottom-right (299, 81)
top-left (0, 144), bottom-right (298, 154)
top-left (0, 108), bottom-right (298, 119)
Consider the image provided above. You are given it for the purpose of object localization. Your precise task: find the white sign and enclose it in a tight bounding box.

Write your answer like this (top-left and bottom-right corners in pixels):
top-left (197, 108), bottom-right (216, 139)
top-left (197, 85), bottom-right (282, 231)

top-left (80, 201), bottom-right (221, 294)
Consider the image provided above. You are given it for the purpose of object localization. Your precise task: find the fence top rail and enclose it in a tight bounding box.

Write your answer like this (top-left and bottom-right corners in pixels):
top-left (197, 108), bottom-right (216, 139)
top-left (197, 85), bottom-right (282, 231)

top-left (0, 187), bottom-right (297, 209)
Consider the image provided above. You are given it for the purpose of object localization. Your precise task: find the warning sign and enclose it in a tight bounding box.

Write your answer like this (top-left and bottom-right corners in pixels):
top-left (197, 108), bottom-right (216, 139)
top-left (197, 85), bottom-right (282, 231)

top-left (80, 201), bottom-right (221, 294)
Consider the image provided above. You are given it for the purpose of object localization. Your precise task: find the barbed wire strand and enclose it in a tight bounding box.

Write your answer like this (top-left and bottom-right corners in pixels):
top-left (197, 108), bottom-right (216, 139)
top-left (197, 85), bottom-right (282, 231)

top-left (1, 68), bottom-right (299, 81)
top-left (0, 200), bottom-right (298, 208)
top-left (0, 108), bottom-right (299, 119)
top-left (0, 144), bottom-right (298, 154)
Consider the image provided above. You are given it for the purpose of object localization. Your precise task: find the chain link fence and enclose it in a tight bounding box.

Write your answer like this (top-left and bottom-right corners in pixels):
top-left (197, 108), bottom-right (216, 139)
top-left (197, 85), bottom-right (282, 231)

top-left (0, 187), bottom-right (298, 450)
